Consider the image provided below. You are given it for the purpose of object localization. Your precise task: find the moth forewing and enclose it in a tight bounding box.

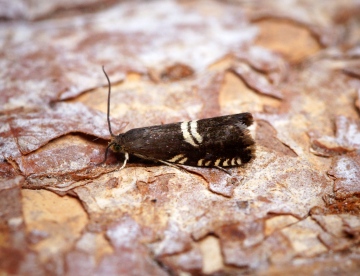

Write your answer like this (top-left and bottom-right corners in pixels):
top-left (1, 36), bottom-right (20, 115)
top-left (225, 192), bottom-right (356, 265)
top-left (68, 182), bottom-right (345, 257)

top-left (109, 113), bottom-right (255, 169)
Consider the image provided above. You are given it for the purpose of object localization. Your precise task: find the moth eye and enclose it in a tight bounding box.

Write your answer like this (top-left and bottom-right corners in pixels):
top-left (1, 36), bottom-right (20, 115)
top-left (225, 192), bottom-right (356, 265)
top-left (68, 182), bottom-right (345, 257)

top-left (112, 144), bottom-right (121, 152)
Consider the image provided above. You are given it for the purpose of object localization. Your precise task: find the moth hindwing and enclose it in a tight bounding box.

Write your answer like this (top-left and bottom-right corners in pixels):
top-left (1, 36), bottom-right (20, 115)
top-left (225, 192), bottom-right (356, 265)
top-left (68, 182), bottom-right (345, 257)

top-left (101, 67), bottom-right (255, 170)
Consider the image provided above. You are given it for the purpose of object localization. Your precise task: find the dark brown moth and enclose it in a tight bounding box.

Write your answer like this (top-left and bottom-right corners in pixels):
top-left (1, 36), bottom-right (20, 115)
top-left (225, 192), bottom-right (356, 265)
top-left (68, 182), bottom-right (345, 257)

top-left (101, 66), bottom-right (255, 170)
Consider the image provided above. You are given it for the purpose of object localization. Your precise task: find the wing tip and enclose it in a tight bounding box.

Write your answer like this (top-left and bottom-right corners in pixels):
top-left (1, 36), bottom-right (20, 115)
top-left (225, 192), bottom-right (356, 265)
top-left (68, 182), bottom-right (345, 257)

top-left (239, 112), bottom-right (253, 127)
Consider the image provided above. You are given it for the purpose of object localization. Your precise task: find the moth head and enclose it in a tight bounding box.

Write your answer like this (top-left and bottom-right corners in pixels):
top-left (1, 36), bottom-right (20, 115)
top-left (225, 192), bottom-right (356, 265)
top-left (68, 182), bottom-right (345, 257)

top-left (109, 136), bottom-right (124, 153)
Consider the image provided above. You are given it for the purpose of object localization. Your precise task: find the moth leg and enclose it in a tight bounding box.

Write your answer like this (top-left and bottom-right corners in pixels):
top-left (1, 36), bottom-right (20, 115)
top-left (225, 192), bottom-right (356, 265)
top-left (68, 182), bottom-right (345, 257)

top-left (98, 142), bottom-right (114, 166)
top-left (119, 152), bottom-right (129, 170)
top-left (158, 160), bottom-right (188, 173)
top-left (215, 166), bottom-right (231, 175)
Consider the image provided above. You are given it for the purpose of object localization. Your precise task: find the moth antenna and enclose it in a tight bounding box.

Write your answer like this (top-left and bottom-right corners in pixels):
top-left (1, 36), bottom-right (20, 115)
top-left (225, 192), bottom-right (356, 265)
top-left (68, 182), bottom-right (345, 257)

top-left (102, 66), bottom-right (115, 137)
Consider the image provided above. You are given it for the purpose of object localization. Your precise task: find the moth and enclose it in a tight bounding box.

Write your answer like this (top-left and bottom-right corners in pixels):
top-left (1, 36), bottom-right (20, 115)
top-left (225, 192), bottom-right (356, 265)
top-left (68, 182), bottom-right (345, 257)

top-left (101, 66), bottom-right (255, 171)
